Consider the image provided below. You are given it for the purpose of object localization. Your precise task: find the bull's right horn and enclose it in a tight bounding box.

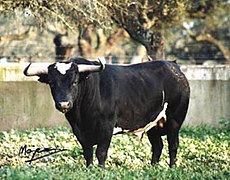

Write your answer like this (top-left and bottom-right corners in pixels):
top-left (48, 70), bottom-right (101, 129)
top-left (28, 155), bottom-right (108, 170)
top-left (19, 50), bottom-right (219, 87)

top-left (78, 58), bottom-right (106, 73)
top-left (23, 63), bottom-right (49, 76)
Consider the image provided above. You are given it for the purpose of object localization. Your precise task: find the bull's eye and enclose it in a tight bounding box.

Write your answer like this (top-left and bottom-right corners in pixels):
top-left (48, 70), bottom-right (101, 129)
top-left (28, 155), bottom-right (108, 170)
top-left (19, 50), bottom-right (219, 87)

top-left (72, 81), bottom-right (78, 86)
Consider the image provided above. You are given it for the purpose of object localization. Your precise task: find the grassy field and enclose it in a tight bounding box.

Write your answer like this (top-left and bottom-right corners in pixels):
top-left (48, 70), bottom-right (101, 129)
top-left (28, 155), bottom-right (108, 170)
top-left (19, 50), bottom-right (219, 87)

top-left (0, 124), bottom-right (229, 179)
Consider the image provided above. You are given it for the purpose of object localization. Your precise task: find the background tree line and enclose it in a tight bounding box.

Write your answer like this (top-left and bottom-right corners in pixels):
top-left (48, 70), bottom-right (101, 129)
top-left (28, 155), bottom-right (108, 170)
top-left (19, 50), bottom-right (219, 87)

top-left (0, 0), bottom-right (229, 64)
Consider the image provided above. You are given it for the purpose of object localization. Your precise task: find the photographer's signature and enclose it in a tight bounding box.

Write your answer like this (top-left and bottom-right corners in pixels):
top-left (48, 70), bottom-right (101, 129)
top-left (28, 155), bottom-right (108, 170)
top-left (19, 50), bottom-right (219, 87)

top-left (18, 145), bottom-right (67, 164)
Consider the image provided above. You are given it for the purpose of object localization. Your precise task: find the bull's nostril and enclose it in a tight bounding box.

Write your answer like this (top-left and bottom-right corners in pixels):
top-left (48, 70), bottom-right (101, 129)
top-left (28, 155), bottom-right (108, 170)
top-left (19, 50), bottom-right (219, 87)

top-left (59, 102), bottom-right (70, 109)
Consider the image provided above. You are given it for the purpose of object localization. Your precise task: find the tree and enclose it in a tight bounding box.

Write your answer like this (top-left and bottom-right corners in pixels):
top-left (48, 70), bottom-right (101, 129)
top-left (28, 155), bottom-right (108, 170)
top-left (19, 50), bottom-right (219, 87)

top-left (0, 0), bottom-right (229, 63)
top-left (174, 0), bottom-right (230, 64)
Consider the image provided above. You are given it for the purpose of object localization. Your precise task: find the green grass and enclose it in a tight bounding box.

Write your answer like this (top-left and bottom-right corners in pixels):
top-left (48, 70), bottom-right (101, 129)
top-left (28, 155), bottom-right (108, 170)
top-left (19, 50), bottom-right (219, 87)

top-left (0, 125), bottom-right (229, 179)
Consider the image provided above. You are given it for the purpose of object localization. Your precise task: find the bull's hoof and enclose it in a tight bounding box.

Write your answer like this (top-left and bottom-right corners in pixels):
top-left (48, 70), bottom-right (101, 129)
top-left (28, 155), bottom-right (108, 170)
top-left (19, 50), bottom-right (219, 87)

top-left (98, 164), bottom-right (106, 168)
top-left (169, 163), bottom-right (176, 168)
top-left (150, 160), bottom-right (160, 166)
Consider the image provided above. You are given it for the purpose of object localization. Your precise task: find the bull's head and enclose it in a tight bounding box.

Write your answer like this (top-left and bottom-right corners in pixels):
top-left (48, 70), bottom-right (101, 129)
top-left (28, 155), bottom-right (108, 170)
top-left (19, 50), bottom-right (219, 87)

top-left (24, 58), bottom-right (105, 113)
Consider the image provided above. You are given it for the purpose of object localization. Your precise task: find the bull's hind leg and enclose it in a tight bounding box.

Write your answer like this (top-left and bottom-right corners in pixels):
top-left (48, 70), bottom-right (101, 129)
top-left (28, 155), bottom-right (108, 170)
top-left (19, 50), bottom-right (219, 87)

top-left (166, 125), bottom-right (179, 167)
top-left (147, 128), bottom-right (163, 165)
top-left (167, 93), bottom-right (189, 167)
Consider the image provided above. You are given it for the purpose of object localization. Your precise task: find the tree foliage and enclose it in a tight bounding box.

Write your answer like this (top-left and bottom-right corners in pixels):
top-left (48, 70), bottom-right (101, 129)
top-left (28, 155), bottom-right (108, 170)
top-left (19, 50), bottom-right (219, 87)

top-left (0, 0), bottom-right (229, 63)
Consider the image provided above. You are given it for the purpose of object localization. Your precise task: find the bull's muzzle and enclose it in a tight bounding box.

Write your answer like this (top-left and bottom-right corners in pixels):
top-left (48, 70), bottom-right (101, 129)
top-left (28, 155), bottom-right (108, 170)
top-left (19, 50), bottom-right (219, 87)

top-left (58, 101), bottom-right (72, 113)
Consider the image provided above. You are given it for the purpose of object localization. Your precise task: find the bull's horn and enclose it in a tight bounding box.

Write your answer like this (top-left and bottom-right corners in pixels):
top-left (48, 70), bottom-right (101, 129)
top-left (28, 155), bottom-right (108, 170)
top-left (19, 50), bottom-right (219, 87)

top-left (78, 58), bottom-right (106, 73)
top-left (23, 63), bottom-right (49, 76)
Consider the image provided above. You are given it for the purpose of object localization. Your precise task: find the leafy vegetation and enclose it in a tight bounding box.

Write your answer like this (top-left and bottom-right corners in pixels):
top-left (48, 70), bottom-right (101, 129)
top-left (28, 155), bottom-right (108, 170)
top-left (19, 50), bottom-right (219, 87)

top-left (0, 126), bottom-right (229, 179)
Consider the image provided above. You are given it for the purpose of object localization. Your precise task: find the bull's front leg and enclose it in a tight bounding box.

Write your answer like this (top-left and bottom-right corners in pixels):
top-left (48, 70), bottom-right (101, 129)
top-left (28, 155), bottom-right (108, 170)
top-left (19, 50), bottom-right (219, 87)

top-left (68, 123), bottom-right (94, 167)
top-left (95, 129), bottom-right (113, 168)
top-left (82, 145), bottom-right (94, 167)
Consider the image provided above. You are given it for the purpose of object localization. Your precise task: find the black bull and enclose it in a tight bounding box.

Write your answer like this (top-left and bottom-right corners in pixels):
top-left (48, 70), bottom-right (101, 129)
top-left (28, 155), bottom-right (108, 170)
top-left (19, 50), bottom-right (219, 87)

top-left (24, 57), bottom-right (190, 167)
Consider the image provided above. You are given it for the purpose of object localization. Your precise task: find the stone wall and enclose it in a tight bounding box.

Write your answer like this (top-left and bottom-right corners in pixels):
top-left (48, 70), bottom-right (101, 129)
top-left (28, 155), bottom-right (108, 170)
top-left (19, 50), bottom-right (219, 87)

top-left (181, 65), bottom-right (230, 126)
top-left (0, 63), bottom-right (230, 130)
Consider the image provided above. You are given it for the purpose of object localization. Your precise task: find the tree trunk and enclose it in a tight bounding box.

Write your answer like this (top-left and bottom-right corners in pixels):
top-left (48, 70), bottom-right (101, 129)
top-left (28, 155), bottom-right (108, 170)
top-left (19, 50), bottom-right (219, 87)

top-left (123, 24), bottom-right (164, 61)
top-left (77, 27), bottom-right (130, 60)
top-left (53, 33), bottom-right (76, 62)
top-left (110, 10), bottom-right (165, 61)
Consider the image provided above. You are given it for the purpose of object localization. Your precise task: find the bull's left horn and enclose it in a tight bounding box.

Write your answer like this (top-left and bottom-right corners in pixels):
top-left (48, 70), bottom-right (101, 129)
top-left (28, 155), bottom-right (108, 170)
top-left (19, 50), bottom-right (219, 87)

top-left (23, 63), bottom-right (49, 76)
top-left (78, 58), bottom-right (106, 73)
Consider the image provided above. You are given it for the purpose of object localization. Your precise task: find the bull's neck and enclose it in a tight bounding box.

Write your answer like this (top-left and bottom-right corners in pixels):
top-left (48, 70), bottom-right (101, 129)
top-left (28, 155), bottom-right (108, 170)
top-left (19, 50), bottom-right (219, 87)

top-left (79, 74), bottom-right (101, 115)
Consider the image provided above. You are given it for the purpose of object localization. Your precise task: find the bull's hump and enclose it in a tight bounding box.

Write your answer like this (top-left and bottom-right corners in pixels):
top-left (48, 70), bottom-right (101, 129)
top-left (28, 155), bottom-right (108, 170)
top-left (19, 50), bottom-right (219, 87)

top-left (55, 62), bottom-right (72, 75)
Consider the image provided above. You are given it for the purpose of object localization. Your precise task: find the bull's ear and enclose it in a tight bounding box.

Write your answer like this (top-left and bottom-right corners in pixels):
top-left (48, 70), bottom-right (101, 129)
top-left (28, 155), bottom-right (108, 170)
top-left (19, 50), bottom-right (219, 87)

top-left (38, 74), bottom-right (49, 84)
